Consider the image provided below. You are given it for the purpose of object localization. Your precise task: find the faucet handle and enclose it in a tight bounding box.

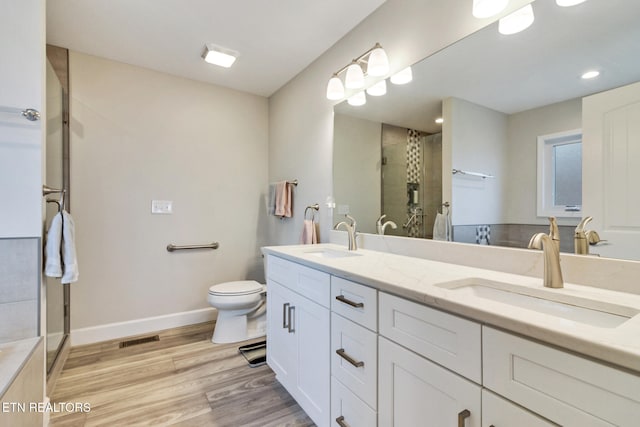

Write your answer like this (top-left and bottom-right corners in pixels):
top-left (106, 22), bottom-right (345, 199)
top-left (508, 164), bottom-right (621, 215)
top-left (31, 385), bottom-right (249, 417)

top-left (345, 214), bottom-right (357, 230)
top-left (575, 216), bottom-right (593, 234)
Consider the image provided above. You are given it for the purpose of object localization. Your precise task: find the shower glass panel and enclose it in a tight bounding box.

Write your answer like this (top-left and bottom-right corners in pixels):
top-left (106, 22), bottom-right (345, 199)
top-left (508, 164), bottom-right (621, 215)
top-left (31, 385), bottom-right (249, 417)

top-left (45, 59), bottom-right (66, 372)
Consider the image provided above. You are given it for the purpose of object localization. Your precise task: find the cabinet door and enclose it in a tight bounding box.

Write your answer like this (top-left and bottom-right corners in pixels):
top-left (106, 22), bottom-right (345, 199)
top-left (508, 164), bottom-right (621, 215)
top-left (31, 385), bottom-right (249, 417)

top-left (266, 280), bottom-right (296, 391)
top-left (294, 290), bottom-right (331, 427)
top-left (482, 390), bottom-right (555, 427)
top-left (379, 337), bottom-right (481, 427)
top-left (332, 377), bottom-right (377, 427)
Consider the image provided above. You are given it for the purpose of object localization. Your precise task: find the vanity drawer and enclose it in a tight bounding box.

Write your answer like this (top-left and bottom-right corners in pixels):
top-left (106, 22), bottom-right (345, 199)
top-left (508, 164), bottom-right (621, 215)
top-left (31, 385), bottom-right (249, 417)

top-left (482, 389), bottom-right (555, 427)
top-left (331, 376), bottom-right (377, 427)
top-left (483, 327), bottom-right (640, 426)
top-left (267, 255), bottom-right (330, 308)
top-left (379, 292), bottom-right (481, 383)
top-left (331, 276), bottom-right (377, 331)
top-left (331, 312), bottom-right (377, 409)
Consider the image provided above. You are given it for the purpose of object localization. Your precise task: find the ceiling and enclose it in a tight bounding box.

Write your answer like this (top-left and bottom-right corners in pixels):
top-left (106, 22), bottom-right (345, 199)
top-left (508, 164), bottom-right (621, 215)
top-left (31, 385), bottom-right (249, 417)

top-left (46, 0), bottom-right (387, 97)
top-left (336, 0), bottom-right (640, 133)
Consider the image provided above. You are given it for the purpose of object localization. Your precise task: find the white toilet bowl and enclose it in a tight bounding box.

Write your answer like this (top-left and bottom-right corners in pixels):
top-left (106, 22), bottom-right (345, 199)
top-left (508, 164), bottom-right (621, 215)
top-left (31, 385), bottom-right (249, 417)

top-left (207, 280), bottom-right (266, 344)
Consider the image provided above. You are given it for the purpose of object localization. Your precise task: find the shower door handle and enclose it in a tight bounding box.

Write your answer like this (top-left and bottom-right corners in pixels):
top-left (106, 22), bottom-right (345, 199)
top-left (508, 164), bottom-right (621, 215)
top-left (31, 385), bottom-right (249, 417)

top-left (282, 303), bottom-right (290, 329)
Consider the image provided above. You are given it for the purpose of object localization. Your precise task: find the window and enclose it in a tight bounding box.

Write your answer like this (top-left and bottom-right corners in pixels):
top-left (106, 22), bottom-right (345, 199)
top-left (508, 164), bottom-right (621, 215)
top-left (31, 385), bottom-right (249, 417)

top-left (537, 129), bottom-right (582, 218)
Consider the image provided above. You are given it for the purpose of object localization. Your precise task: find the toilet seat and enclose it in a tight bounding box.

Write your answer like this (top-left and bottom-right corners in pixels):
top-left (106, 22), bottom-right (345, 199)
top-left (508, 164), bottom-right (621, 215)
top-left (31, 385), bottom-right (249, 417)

top-left (208, 280), bottom-right (263, 296)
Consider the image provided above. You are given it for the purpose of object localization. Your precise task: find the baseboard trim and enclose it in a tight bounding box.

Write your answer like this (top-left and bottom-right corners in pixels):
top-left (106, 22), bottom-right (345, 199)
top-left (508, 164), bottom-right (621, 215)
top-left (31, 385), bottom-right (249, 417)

top-left (70, 307), bottom-right (217, 346)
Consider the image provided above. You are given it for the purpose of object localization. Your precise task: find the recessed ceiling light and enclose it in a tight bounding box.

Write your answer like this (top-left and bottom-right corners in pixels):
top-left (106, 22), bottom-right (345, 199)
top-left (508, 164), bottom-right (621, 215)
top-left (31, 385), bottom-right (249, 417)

top-left (581, 70), bottom-right (600, 79)
top-left (435, 117), bottom-right (444, 124)
top-left (202, 44), bottom-right (238, 68)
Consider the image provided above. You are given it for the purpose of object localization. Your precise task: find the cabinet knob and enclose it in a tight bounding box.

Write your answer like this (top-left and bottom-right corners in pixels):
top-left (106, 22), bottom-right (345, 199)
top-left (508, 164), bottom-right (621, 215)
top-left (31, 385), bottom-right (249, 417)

top-left (458, 409), bottom-right (471, 427)
top-left (336, 295), bottom-right (364, 308)
top-left (336, 415), bottom-right (350, 427)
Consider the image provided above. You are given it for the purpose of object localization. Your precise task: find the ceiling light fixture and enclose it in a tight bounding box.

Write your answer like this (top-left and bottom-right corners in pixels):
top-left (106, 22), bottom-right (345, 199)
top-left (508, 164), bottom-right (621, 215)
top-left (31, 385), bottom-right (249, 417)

top-left (325, 43), bottom-right (390, 100)
top-left (581, 70), bottom-right (600, 79)
top-left (347, 91), bottom-right (367, 106)
top-left (366, 80), bottom-right (387, 96)
top-left (472, 0), bottom-right (509, 18)
top-left (390, 67), bottom-right (413, 85)
top-left (499, 4), bottom-right (535, 35)
top-left (202, 44), bottom-right (238, 68)
top-left (556, 0), bottom-right (588, 6)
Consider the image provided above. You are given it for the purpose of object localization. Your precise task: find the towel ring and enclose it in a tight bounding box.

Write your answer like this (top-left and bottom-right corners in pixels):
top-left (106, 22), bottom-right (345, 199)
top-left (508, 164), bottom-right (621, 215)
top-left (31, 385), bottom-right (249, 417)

top-left (305, 204), bottom-right (319, 220)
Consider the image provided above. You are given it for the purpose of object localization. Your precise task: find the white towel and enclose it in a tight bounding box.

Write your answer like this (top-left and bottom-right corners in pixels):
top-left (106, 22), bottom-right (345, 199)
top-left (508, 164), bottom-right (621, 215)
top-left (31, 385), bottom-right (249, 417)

top-left (61, 211), bottom-right (79, 283)
top-left (300, 219), bottom-right (318, 244)
top-left (44, 211), bottom-right (79, 283)
top-left (433, 213), bottom-right (451, 241)
top-left (45, 212), bottom-right (63, 277)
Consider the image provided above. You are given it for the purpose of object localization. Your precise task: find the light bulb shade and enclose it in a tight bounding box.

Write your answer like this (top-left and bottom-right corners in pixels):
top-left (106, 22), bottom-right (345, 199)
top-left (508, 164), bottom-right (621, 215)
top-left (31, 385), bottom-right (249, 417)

top-left (345, 62), bottom-right (365, 89)
top-left (390, 67), bottom-right (413, 85)
top-left (366, 80), bottom-right (387, 96)
top-left (326, 76), bottom-right (345, 100)
top-left (472, 0), bottom-right (509, 18)
top-left (556, 0), bottom-right (587, 6)
top-left (499, 4), bottom-right (535, 35)
top-left (347, 91), bottom-right (366, 106)
top-left (367, 47), bottom-right (389, 77)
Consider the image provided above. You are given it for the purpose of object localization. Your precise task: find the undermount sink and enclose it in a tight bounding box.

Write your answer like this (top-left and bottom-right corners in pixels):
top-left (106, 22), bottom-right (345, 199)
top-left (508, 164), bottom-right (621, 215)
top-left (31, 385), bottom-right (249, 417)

top-left (304, 248), bottom-right (362, 259)
top-left (437, 279), bottom-right (638, 328)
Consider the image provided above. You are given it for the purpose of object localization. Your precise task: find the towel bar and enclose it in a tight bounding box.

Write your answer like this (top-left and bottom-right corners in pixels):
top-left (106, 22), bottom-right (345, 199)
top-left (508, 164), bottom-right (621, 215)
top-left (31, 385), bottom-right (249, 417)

top-left (166, 242), bottom-right (219, 252)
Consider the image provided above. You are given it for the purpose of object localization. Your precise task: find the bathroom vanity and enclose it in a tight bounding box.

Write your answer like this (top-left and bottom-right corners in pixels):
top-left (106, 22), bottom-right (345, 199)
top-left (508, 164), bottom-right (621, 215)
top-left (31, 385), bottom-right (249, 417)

top-left (263, 244), bottom-right (640, 427)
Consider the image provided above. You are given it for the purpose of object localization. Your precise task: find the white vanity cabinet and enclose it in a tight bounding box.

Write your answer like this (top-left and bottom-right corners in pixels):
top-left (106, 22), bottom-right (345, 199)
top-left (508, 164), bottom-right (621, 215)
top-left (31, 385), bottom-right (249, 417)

top-left (483, 327), bottom-right (640, 427)
top-left (266, 255), bottom-right (331, 427)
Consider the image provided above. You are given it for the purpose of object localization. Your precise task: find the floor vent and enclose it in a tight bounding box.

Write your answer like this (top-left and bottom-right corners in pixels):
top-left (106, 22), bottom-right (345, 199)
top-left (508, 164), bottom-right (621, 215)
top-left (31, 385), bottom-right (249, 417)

top-left (119, 335), bottom-right (160, 348)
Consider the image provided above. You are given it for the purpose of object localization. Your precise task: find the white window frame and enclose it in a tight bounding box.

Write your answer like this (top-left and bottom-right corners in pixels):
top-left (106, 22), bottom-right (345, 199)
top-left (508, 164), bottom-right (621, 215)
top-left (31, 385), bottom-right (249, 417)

top-left (536, 129), bottom-right (582, 218)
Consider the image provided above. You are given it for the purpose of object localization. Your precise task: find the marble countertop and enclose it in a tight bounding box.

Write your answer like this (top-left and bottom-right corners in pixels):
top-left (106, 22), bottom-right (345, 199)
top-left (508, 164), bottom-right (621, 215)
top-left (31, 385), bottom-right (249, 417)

top-left (262, 243), bottom-right (640, 373)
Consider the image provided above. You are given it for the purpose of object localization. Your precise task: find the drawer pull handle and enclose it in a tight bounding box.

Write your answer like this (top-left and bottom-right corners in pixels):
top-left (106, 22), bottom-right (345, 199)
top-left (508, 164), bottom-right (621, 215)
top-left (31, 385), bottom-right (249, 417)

top-left (282, 303), bottom-right (290, 329)
top-left (288, 305), bottom-right (295, 333)
top-left (336, 415), bottom-right (350, 427)
top-left (458, 409), bottom-right (471, 427)
top-left (336, 295), bottom-right (364, 308)
top-left (336, 348), bottom-right (364, 368)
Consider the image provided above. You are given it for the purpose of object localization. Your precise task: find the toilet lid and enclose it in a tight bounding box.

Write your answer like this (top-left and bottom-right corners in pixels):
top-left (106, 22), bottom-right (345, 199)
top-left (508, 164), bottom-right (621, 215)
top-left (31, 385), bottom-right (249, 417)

top-left (208, 280), bottom-right (263, 296)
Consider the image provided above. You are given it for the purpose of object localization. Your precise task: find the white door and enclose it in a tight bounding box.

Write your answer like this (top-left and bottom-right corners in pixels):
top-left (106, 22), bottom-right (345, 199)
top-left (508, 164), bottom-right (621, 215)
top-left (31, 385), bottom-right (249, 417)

top-left (266, 280), bottom-right (296, 391)
top-left (294, 290), bottom-right (330, 427)
top-left (583, 81), bottom-right (640, 260)
top-left (378, 336), bottom-right (481, 427)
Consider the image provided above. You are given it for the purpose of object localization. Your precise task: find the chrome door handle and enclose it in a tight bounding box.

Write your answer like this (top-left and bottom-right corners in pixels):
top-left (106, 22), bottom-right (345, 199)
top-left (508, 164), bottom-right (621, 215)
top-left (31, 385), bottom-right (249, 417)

top-left (336, 348), bottom-right (364, 368)
top-left (335, 295), bottom-right (364, 308)
top-left (458, 409), bottom-right (470, 427)
top-left (288, 305), bottom-right (295, 333)
top-left (282, 302), bottom-right (290, 329)
top-left (336, 415), bottom-right (350, 427)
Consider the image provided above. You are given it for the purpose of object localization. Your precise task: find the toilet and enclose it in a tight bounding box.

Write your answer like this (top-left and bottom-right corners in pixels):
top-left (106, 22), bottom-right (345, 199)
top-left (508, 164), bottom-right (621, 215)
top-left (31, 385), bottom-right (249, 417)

top-left (207, 280), bottom-right (267, 344)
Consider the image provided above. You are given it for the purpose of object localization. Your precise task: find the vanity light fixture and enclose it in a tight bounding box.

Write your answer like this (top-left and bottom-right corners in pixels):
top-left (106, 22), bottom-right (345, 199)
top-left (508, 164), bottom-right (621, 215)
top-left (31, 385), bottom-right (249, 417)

top-left (347, 91), bottom-right (367, 106)
top-left (390, 66), bottom-right (413, 85)
top-left (202, 44), bottom-right (238, 68)
top-left (325, 43), bottom-right (390, 100)
top-left (472, 0), bottom-right (509, 19)
top-left (498, 4), bottom-right (535, 35)
top-left (366, 80), bottom-right (387, 96)
top-left (556, 0), bottom-right (588, 6)
top-left (581, 70), bottom-right (600, 79)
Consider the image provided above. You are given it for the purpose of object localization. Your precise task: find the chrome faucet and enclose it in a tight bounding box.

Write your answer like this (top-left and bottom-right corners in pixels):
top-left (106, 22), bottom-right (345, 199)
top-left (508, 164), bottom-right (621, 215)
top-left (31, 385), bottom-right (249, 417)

top-left (528, 230), bottom-right (564, 289)
top-left (335, 214), bottom-right (358, 250)
top-left (376, 214), bottom-right (397, 235)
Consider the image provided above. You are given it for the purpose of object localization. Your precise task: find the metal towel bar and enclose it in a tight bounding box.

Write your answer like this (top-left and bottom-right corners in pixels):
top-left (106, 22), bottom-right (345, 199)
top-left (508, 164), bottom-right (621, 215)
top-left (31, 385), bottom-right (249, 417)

top-left (166, 242), bottom-right (219, 252)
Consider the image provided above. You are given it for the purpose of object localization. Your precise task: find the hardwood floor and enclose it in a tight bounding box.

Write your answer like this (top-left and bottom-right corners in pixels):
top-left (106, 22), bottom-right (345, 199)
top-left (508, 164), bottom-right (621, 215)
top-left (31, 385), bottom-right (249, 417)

top-left (50, 322), bottom-right (314, 426)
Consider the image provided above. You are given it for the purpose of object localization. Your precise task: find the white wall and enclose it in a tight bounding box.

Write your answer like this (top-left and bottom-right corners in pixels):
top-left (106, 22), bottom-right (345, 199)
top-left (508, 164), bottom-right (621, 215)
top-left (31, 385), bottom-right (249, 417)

top-left (333, 114), bottom-right (381, 234)
top-left (506, 98), bottom-right (582, 225)
top-left (268, 0), bottom-right (534, 245)
top-left (69, 52), bottom-right (269, 331)
top-left (0, 0), bottom-right (45, 238)
top-left (446, 97), bottom-right (508, 226)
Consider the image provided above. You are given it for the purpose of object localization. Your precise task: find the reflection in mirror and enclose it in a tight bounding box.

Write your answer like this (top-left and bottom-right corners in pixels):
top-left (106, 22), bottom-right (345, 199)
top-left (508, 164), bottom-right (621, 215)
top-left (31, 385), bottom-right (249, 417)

top-left (333, 0), bottom-right (640, 260)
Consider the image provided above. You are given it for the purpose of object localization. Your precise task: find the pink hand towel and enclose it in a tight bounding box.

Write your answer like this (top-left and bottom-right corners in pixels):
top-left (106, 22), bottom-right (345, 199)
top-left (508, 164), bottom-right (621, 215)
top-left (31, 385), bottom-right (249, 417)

top-left (274, 181), bottom-right (292, 218)
top-left (301, 219), bottom-right (318, 244)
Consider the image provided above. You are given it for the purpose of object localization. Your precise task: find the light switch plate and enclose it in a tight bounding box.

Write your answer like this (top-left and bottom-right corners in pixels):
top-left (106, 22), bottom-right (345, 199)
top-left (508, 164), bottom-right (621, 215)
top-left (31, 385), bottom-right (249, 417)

top-left (151, 200), bottom-right (173, 214)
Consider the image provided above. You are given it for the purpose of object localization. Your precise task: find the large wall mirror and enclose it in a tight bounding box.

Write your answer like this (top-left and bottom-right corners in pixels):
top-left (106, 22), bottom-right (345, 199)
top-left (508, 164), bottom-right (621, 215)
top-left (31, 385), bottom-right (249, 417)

top-left (333, 0), bottom-right (640, 261)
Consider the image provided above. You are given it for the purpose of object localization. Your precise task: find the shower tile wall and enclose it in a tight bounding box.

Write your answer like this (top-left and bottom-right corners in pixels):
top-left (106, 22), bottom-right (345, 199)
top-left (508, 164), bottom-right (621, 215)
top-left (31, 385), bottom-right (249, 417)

top-left (0, 238), bottom-right (39, 343)
top-left (423, 133), bottom-right (442, 239)
top-left (381, 124), bottom-right (409, 237)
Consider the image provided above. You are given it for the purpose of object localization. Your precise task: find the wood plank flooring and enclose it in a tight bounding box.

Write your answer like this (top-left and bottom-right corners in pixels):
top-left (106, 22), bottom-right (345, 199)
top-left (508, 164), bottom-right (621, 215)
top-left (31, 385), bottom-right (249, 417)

top-left (49, 322), bottom-right (314, 426)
